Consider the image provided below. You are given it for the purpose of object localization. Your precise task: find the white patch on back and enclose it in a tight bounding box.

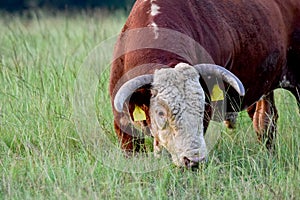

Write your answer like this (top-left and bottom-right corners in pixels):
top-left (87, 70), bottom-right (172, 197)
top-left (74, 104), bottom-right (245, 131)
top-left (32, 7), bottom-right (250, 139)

top-left (147, 0), bottom-right (160, 39)
top-left (151, 3), bottom-right (160, 16)
top-left (150, 22), bottom-right (159, 39)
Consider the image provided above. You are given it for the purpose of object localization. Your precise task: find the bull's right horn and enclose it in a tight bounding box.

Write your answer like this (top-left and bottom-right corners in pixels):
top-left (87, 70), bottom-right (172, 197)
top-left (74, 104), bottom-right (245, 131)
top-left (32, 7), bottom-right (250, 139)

top-left (114, 74), bottom-right (153, 112)
top-left (193, 64), bottom-right (245, 96)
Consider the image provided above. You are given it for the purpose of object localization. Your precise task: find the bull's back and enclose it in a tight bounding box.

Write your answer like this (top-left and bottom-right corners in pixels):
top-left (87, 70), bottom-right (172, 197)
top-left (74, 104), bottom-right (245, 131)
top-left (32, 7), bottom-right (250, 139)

top-left (110, 0), bottom-right (300, 107)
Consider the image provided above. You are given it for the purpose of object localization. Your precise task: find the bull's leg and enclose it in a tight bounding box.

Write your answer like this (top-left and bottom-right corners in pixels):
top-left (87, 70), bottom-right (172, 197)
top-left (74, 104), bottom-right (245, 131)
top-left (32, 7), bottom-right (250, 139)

top-left (286, 28), bottom-right (300, 112)
top-left (114, 117), bottom-right (145, 155)
top-left (247, 92), bottom-right (278, 149)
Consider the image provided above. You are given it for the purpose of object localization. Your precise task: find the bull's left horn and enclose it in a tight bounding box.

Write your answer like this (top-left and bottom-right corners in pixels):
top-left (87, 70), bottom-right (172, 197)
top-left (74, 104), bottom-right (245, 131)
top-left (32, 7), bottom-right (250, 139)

top-left (193, 64), bottom-right (245, 96)
top-left (114, 74), bottom-right (153, 112)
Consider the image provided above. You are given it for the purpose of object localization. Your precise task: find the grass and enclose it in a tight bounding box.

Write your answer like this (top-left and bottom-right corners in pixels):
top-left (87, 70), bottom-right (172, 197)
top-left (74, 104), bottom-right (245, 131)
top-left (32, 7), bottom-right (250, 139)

top-left (0, 9), bottom-right (299, 199)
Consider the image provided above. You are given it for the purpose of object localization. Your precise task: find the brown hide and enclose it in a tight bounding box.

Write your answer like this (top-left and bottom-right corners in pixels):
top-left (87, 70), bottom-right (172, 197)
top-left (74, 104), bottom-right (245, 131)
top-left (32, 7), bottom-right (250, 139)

top-left (109, 0), bottom-right (300, 151)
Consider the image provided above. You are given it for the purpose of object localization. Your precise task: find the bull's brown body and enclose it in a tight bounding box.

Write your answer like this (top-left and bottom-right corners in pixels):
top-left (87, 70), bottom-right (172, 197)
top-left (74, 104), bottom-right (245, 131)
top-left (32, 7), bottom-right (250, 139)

top-left (110, 0), bottom-right (300, 151)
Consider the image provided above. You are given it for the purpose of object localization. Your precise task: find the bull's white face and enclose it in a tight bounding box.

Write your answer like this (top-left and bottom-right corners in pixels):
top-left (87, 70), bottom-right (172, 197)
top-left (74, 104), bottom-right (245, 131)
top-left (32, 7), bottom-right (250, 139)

top-left (149, 63), bottom-right (207, 168)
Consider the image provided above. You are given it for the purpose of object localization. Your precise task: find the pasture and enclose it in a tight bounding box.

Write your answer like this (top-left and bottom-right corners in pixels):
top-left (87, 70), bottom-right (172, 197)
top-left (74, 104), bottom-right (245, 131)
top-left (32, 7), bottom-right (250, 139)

top-left (0, 9), bottom-right (299, 199)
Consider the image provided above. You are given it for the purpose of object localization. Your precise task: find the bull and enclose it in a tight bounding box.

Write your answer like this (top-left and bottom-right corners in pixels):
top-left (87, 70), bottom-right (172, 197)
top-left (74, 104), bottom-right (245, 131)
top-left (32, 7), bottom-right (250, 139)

top-left (109, 0), bottom-right (300, 168)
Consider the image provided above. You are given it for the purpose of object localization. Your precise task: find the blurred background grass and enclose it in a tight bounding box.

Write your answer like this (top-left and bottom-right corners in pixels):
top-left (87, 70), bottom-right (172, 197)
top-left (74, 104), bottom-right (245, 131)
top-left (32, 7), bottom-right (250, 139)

top-left (0, 0), bottom-right (135, 11)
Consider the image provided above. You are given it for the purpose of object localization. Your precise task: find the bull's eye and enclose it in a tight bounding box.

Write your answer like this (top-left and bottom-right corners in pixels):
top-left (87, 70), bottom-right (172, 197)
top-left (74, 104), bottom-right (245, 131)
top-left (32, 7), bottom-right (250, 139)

top-left (158, 111), bottom-right (165, 116)
top-left (155, 109), bottom-right (167, 130)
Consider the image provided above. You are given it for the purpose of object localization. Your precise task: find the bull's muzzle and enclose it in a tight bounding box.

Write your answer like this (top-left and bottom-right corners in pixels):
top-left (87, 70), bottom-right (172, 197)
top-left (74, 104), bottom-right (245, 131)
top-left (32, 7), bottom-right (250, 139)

top-left (183, 156), bottom-right (206, 169)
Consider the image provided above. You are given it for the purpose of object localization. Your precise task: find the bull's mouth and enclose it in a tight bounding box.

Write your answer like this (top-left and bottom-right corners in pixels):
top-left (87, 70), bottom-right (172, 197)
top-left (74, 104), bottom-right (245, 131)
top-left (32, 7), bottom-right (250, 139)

top-left (170, 153), bottom-right (207, 169)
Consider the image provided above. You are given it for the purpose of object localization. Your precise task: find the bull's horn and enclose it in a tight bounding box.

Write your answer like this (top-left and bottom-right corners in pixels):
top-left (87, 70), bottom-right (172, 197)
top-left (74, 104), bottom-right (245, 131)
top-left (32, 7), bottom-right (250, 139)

top-left (114, 74), bottom-right (153, 112)
top-left (193, 64), bottom-right (245, 96)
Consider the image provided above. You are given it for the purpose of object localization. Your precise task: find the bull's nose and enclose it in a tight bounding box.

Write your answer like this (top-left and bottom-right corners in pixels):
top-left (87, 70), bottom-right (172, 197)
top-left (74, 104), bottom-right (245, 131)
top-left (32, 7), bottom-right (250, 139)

top-left (183, 157), bottom-right (202, 169)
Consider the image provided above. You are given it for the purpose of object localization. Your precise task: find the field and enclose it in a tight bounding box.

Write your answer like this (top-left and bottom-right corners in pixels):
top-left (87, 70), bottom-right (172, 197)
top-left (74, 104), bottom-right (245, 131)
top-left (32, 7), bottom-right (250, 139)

top-left (0, 9), bottom-right (300, 199)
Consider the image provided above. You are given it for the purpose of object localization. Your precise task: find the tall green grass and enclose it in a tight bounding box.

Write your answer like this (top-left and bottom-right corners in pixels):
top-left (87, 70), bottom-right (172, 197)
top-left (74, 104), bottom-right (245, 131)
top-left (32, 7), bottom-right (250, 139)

top-left (0, 10), bottom-right (299, 199)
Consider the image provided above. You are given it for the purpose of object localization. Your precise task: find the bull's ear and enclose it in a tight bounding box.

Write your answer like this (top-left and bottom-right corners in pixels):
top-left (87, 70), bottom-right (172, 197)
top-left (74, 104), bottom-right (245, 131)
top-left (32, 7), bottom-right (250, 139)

top-left (114, 74), bottom-right (153, 112)
top-left (128, 87), bottom-right (151, 121)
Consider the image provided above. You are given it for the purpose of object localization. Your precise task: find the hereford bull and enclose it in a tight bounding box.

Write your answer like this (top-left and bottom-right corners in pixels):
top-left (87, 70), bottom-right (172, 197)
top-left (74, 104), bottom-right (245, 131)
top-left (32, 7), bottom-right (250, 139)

top-left (109, 0), bottom-right (300, 168)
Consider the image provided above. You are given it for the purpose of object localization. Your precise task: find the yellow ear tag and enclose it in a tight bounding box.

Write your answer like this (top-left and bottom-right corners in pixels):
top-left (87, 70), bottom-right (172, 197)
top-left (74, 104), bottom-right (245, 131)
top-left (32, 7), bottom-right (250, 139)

top-left (133, 105), bottom-right (146, 121)
top-left (211, 84), bottom-right (224, 101)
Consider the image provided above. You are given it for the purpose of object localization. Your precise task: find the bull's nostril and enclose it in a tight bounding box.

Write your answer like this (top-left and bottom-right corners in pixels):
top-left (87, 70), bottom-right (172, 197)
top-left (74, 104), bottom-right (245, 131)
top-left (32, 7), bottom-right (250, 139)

top-left (183, 157), bottom-right (190, 167)
top-left (183, 157), bottom-right (200, 168)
